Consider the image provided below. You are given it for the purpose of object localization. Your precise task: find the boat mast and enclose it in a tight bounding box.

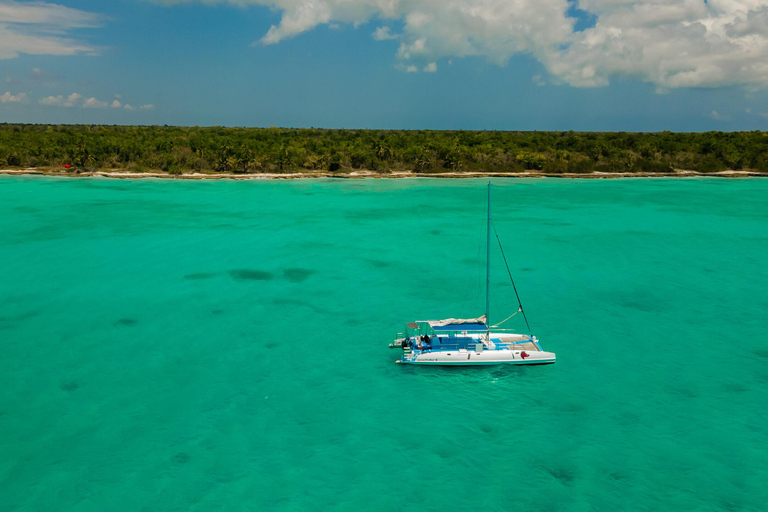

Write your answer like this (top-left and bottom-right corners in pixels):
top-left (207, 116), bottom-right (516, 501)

top-left (486, 182), bottom-right (491, 327)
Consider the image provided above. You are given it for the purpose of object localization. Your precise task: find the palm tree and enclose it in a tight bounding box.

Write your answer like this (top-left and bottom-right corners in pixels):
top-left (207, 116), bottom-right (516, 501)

top-left (374, 141), bottom-right (392, 161)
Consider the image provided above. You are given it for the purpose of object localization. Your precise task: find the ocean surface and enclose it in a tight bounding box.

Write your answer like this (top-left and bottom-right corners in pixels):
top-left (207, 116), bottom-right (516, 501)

top-left (1, 176), bottom-right (767, 511)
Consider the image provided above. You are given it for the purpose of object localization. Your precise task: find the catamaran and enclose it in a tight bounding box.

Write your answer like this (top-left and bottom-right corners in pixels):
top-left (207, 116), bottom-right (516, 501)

top-left (390, 183), bottom-right (556, 366)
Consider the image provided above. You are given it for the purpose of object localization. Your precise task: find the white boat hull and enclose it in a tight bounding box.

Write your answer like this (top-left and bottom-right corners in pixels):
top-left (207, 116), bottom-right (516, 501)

top-left (398, 349), bottom-right (556, 366)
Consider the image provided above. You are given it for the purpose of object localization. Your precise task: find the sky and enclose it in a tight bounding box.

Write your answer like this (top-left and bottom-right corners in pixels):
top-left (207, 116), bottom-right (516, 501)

top-left (1, 0), bottom-right (768, 131)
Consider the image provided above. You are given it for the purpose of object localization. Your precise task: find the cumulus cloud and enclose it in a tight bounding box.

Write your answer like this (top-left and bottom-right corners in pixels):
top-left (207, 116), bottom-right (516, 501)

top-left (39, 92), bottom-right (150, 110)
top-left (83, 97), bottom-right (109, 108)
top-left (39, 92), bottom-right (83, 107)
top-left (149, 0), bottom-right (768, 89)
top-left (710, 110), bottom-right (730, 121)
top-left (372, 26), bottom-right (398, 41)
top-left (39, 94), bottom-right (63, 106)
top-left (423, 62), bottom-right (436, 73)
top-left (549, 0), bottom-right (768, 88)
top-left (1, 91), bottom-right (27, 103)
top-left (0, 1), bottom-right (105, 60)
top-left (65, 92), bottom-right (82, 107)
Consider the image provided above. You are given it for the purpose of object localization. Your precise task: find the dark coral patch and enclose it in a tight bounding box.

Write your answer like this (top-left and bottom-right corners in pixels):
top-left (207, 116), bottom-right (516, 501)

top-left (283, 268), bottom-right (316, 283)
top-left (114, 318), bottom-right (137, 327)
top-left (0, 311), bottom-right (38, 330)
top-left (546, 466), bottom-right (575, 484)
top-left (184, 272), bottom-right (216, 280)
top-left (479, 423), bottom-right (497, 435)
top-left (229, 269), bottom-right (274, 281)
top-left (172, 452), bottom-right (190, 464)
top-left (60, 381), bottom-right (79, 392)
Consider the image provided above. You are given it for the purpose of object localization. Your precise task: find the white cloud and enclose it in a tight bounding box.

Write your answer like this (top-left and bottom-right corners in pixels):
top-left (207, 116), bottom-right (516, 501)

top-left (710, 110), bottom-right (730, 121)
top-left (40, 92), bottom-right (83, 107)
top-left (1, 91), bottom-right (27, 103)
top-left (0, 1), bottom-right (104, 60)
top-left (149, 0), bottom-right (768, 89)
top-left (83, 97), bottom-right (109, 108)
top-left (405, 65), bottom-right (418, 73)
top-left (532, 74), bottom-right (546, 86)
top-left (372, 26), bottom-right (398, 41)
top-left (114, 93), bottom-right (122, 99)
top-left (548, 1), bottom-right (768, 88)
top-left (397, 37), bottom-right (427, 60)
top-left (38, 92), bottom-right (152, 110)
top-left (423, 62), bottom-right (436, 73)
top-left (0, 1), bottom-right (103, 27)
top-left (65, 92), bottom-right (82, 107)
top-left (39, 95), bottom-right (62, 106)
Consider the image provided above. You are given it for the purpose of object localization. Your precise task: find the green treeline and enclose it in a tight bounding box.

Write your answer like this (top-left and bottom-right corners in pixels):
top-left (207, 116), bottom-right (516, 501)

top-left (1, 124), bottom-right (767, 174)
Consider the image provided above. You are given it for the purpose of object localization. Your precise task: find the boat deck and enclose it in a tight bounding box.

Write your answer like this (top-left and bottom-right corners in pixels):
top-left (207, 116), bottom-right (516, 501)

top-left (497, 341), bottom-right (538, 351)
top-left (406, 335), bottom-right (541, 353)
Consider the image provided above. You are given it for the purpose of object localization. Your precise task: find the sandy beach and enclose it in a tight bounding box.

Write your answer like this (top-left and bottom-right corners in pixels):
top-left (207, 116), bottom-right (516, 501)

top-left (1, 168), bottom-right (765, 180)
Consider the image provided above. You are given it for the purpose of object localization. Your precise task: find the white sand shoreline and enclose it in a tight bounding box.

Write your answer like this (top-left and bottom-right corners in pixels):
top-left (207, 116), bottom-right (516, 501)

top-left (1, 168), bottom-right (765, 180)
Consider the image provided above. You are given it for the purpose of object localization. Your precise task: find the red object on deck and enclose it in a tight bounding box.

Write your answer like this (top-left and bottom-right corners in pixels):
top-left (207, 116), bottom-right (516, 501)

top-left (64, 164), bottom-right (71, 169)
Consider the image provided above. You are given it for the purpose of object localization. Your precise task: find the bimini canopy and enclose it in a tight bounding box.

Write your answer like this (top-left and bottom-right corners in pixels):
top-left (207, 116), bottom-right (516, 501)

top-left (428, 316), bottom-right (488, 332)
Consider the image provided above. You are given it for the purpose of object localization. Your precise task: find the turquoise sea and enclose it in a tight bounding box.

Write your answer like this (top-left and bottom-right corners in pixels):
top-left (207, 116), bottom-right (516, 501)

top-left (1, 176), bottom-right (767, 511)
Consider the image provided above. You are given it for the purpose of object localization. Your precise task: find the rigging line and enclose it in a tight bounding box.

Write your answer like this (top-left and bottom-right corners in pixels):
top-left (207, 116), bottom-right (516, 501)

top-left (491, 220), bottom-right (531, 333)
top-left (490, 309), bottom-right (518, 328)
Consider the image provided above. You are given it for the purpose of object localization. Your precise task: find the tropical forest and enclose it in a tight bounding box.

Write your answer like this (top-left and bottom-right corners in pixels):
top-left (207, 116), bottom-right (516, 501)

top-left (1, 124), bottom-right (767, 175)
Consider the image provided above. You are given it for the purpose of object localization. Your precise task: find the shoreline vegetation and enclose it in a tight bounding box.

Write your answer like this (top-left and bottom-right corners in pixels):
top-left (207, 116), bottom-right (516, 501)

top-left (1, 124), bottom-right (767, 179)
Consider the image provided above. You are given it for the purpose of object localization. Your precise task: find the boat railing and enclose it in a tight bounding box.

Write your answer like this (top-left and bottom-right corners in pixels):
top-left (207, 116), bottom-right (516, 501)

top-left (417, 343), bottom-right (459, 351)
top-left (490, 328), bottom-right (531, 334)
top-left (417, 343), bottom-right (488, 352)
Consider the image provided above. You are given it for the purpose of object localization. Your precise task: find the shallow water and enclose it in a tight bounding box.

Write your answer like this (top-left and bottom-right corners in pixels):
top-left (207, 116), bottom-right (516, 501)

top-left (1, 176), bottom-right (767, 511)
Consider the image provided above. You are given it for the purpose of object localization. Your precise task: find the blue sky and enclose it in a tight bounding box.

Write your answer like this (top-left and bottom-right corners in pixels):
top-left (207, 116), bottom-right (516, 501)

top-left (1, 0), bottom-right (768, 130)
